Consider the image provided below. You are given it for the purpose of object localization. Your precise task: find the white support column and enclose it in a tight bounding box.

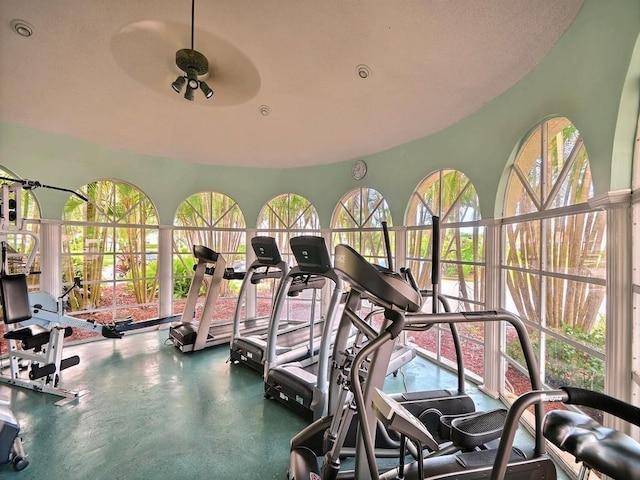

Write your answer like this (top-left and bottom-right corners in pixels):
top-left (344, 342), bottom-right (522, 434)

top-left (480, 219), bottom-right (502, 398)
top-left (40, 220), bottom-right (61, 296)
top-left (158, 226), bottom-right (173, 319)
top-left (591, 190), bottom-right (633, 434)
top-left (246, 228), bottom-right (258, 319)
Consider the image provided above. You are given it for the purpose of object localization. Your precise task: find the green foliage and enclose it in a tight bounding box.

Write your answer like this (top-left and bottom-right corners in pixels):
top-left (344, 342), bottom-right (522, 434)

top-left (125, 260), bottom-right (159, 297)
top-left (172, 257), bottom-right (208, 299)
top-left (173, 257), bottom-right (194, 298)
top-left (506, 321), bottom-right (605, 392)
top-left (546, 341), bottom-right (604, 392)
top-left (442, 232), bottom-right (474, 278)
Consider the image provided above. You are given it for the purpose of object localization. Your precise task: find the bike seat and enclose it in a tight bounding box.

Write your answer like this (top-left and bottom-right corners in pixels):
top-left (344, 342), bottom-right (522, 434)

top-left (543, 410), bottom-right (640, 479)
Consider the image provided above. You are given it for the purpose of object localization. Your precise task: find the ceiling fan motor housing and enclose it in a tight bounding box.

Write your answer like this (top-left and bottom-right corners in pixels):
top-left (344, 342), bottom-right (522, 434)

top-left (175, 48), bottom-right (209, 75)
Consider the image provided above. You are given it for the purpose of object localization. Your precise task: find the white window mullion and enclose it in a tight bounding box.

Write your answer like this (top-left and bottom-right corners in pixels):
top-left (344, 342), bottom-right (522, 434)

top-left (538, 218), bottom-right (547, 385)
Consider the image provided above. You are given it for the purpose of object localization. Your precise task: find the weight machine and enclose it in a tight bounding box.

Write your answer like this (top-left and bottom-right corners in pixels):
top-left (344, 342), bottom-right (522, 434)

top-left (0, 177), bottom-right (121, 404)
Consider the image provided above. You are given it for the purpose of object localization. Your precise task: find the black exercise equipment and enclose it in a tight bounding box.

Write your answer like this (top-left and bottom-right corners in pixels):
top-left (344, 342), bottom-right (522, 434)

top-left (263, 235), bottom-right (343, 420)
top-left (541, 387), bottom-right (640, 480)
top-left (172, 238), bottom-right (292, 353)
top-left (231, 236), bottom-right (334, 374)
top-left (231, 236), bottom-right (289, 340)
top-left (288, 243), bottom-right (558, 480)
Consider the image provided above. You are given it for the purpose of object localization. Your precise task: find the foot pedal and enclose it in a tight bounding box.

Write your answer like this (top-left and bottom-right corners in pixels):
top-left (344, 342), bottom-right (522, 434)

top-left (450, 409), bottom-right (507, 449)
top-left (439, 412), bottom-right (476, 442)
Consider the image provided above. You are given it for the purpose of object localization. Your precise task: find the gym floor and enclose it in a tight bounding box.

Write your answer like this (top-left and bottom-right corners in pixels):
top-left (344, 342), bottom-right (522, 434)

top-left (0, 331), bottom-right (566, 479)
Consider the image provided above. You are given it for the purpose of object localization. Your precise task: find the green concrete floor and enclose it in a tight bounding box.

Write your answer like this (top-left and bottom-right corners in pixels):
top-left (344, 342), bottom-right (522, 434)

top-left (0, 331), bottom-right (567, 479)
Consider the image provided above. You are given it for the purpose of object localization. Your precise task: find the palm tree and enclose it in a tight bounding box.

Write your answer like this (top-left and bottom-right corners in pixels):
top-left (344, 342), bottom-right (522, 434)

top-left (504, 119), bottom-right (605, 334)
top-left (406, 170), bottom-right (482, 306)
top-left (331, 188), bottom-right (392, 263)
top-left (62, 180), bottom-right (160, 311)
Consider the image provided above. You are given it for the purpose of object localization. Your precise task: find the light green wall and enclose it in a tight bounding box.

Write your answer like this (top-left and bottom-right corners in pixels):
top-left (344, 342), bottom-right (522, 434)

top-left (1, 0), bottom-right (638, 226)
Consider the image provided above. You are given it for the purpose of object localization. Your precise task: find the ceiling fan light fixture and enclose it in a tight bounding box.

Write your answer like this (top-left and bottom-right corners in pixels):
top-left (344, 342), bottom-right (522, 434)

top-left (200, 81), bottom-right (214, 99)
top-left (184, 85), bottom-right (195, 101)
top-left (170, 0), bottom-right (214, 102)
top-left (171, 76), bottom-right (186, 93)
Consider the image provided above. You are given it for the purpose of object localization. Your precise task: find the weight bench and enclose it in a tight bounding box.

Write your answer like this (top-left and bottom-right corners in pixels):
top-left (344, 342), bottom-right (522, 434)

top-left (1, 274), bottom-right (85, 403)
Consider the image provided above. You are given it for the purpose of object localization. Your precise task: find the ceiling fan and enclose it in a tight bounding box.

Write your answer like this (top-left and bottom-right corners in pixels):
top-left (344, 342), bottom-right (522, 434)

top-left (170, 0), bottom-right (213, 101)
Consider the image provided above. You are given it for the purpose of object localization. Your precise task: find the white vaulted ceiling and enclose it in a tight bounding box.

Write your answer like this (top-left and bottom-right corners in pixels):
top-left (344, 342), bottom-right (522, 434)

top-left (0, 0), bottom-right (584, 168)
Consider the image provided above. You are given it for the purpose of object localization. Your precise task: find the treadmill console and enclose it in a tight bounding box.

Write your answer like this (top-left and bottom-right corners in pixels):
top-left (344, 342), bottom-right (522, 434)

top-left (251, 236), bottom-right (283, 265)
top-left (372, 388), bottom-right (439, 450)
top-left (290, 236), bottom-right (332, 274)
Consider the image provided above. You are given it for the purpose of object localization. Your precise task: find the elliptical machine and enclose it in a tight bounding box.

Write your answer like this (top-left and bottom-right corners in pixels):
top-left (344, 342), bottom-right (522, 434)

top-left (288, 244), bottom-right (560, 480)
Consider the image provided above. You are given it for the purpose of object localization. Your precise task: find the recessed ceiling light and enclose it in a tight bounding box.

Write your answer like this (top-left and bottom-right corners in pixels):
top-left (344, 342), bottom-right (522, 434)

top-left (11, 19), bottom-right (34, 37)
top-left (356, 64), bottom-right (371, 79)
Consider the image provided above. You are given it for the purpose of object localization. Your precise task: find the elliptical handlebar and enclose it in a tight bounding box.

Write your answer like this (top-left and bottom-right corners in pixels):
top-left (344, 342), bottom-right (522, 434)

top-left (334, 244), bottom-right (422, 313)
top-left (561, 386), bottom-right (640, 427)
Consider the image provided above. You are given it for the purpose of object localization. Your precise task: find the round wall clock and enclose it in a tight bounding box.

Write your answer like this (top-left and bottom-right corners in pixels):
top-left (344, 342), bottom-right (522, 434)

top-left (351, 160), bottom-right (367, 180)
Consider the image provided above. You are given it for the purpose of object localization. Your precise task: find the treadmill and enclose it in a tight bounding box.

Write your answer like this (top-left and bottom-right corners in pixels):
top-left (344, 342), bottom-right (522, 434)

top-left (230, 236), bottom-right (335, 375)
top-left (264, 236), bottom-right (344, 420)
top-left (228, 236), bottom-right (288, 352)
top-left (169, 242), bottom-right (278, 353)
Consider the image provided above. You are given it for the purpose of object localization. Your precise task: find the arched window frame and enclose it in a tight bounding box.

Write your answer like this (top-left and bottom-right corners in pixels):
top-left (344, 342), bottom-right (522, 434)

top-left (331, 187), bottom-right (393, 267)
top-left (405, 169), bottom-right (486, 378)
top-left (61, 179), bottom-right (160, 327)
top-left (500, 117), bottom-right (606, 404)
top-left (257, 192), bottom-right (320, 257)
top-left (631, 115), bottom-right (640, 404)
top-left (173, 191), bottom-right (246, 307)
top-left (257, 193), bottom-right (321, 320)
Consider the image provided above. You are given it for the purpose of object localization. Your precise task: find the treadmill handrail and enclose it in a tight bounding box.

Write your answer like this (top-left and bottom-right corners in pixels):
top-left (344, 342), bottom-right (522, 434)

top-left (231, 256), bottom-right (288, 340)
top-left (264, 262), bottom-right (342, 373)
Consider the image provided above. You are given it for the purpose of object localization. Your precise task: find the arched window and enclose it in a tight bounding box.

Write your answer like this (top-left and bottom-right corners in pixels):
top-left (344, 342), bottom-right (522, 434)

top-left (501, 117), bottom-right (605, 399)
top-left (405, 169), bottom-right (485, 377)
top-left (257, 193), bottom-right (320, 320)
top-left (61, 180), bottom-right (159, 324)
top-left (331, 187), bottom-right (392, 266)
top-left (257, 193), bottom-right (320, 257)
top-left (173, 191), bottom-right (246, 311)
top-left (406, 169), bottom-right (483, 307)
